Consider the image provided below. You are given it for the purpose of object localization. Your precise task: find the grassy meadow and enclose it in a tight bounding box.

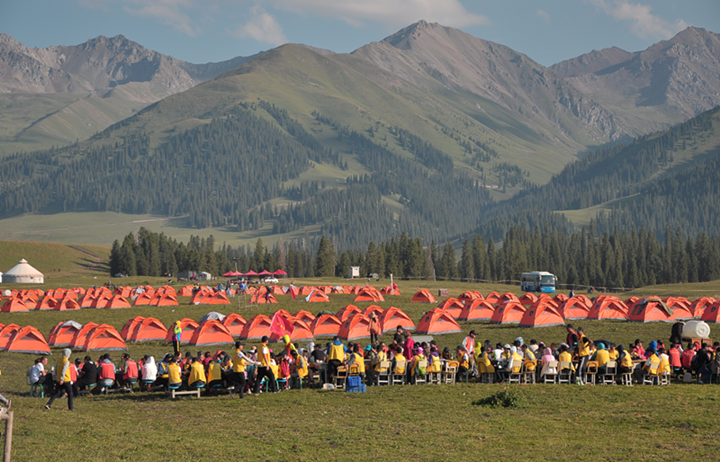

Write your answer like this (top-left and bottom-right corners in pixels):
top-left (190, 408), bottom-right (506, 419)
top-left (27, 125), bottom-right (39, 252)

top-left (2, 274), bottom-right (720, 461)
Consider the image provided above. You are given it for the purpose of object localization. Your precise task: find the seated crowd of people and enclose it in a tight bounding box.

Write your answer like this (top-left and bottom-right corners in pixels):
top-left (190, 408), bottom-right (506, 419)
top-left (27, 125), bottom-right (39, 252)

top-left (29, 324), bottom-right (720, 410)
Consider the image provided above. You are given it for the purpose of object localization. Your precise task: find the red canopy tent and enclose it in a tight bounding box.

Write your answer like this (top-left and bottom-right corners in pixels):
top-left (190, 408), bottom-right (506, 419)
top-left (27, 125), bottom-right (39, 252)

top-left (258, 270), bottom-right (272, 276)
top-left (273, 269), bottom-right (288, 276)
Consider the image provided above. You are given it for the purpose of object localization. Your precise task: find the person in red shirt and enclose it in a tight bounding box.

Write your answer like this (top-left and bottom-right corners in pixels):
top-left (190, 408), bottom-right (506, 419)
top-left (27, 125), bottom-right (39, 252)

top-left (681, 343), bottom-right (696, 374)
top-left (669, 343), bottom-right (682, 377)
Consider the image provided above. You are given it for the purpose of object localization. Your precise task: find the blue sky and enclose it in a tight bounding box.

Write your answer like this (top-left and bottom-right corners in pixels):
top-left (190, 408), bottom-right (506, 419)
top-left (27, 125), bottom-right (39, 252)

top-left (1, 1), bottom-right (718, 66)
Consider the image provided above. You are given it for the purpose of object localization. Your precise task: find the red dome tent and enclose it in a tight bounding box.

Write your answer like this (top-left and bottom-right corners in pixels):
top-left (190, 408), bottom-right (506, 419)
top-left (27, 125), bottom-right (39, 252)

top-left (69, 322), bottom-right (99, 349)
top-left (484, 291), bottom-right (501, 304)
top-left (379, 306), bottom-right (415, 332)
top-left (239, 314), bottom-right (272, 340)
top-left (415, 309), bottom-right (461, 335)
top-left (222, 313), bottom-right (247, 337)
top-left (436, 298), bottom-right (464, 319)
top-left (338, 314), bottom-right (372, 341)
top-left (519, 301), bottom-right (565, 328)
top-left (0, 324), bottom-right (21, 349)
top-left (54, 297), bottom-right (81, 311)
top-left (587, 296), bottom-right (629, 321)
top-left (628, 297), bottom-right (676, 323)
top-left (83, 324), bottom-right (128, 351)
top-left (129, 317), bottom-right (168, 342)
top-left (48, 320), bottom-right (83, 347)
top-left (163, 318), bottom-right (199, 344)
top-left (189, 320), bottom-right (234, 346)
top-left (559, 297), bottom-right (591, 320)
top-left (337, 305), bottom-right (362, 323)
top-left (293, 310), bottom-right (316, 325)
top-left (1, 298), bottom-right (29, 313)
top-left (121, 316), bottom-right (146, 340)
top-left (354, 287), bottom-right (384, 303)
top-left (458, 299), bottom-right (495, 322)
top-left (310, 314), bottom-right (343, 337)
top-left (411, 289), bottom-right (436, 304)
top-left (5, 326), bottom-right (51, 354)
top-left (380, 286), bottom-right (401, 296)
top-left (490, 301), bottom-right (527, 324)
top-left (690, 297), bottom-right (717, 319)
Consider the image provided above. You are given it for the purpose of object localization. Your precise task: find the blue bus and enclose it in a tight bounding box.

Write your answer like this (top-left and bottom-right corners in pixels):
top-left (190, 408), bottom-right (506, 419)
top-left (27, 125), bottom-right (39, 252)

top-left (520, 271), bottom-right (556, 293)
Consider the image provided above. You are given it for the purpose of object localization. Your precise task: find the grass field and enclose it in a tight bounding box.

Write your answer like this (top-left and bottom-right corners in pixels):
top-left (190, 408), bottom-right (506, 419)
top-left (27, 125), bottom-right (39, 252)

top-left (2, 275), bottom-right (720, 461)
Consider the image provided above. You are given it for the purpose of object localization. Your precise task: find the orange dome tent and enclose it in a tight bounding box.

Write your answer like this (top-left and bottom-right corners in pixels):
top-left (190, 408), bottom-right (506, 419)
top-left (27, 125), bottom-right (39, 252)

top-left (36, 295), bottom-right (57, 310)
top-left (663, 297), bottom-right (693, 320)
top-left (701, 302), bottom-right (720, 323)
top-left (104, 295), bottom-right (132, 309)
top-left (178, 286), bottom-right (194, 297)
top-left (272, 318), bottom-right (315, 342)
top-left (250, 292), bottom-right (278, 304)
top-left (457, 291), bottom-right (482, 304)
top-left (48, 320), bottom-right (83, 347)
top-left (191, 291), bottom-right (231, 305)
top-left (121, 316), bottom-right (146, 340)
top-left (222, 313), bottom-right (247, 337)
top-left (490, 301), bottom-right (527, 324)
top-left (436, 298), bottom-right (464, 319)
top-left (559, 297), bottom-right (591, 320)
top-left (150, 292), bottom-right (179, 307)
top-left (300, 286), bottom-right (316, 296)
top-left (133, 292), bottom-right (154, 306)
top-left (519, 301), bottom-right (565, 328)
top-left (415, 309), bottom-right (461, 335)
top-left (411, 289), bottom-right (436, 303)
top-left (83, 324), bottom-right (128, 351)
top-left (690, 297), bottom-right (716, 319)
top-left (379, 306), bottom-right (415, 332)
top-left (69, 322), bottom-right (100, 349)
top-left (1, 298), bottom-right (29, 313)
top-left (306, 290), bottom-right (330, 303)
top-left (338, 314), bottom-right (372, 341)
top-left (129, 317), bottom-right (168, 342)
top-left (5, 326), bottom-right (51, 354)
top-left (587, 296), bottom-right (629, 321)
top-left (496, 292), bottom-right (520, 305)
top-left (518, 293), bottom-right (539, 307)
top-left (628, 297), bottom-right (675, 323)
top-left (458, 299), bottom-right (495, 321)
top-left (239, 314), bottom-right (272, 340)
top-left (363, 305), bottom-right (384, 318)
top-left (310, 314), bottom-right (343, 337)
top-left (115, 286), bottom-right (133, 298)
top-left (380, 286), bottom-right (401, 296)
top-left (54, 297), bottom-right (80, 311)
top-left (553, 293), bottom-right (569, 304)
top-left (354, 286), bottom-right (384, 303)
top-left (189, 320), bottom-right (234, 346)
top-left (0, 324), bottom-right (21, 349)
top-left (484, 291), bottom-right (500, 304)
top-left (164, 318), bottom-right (199, 344)
top-left (337, 305), bottom-right (362, 323)
top-left (293, 310), bottom-right (316, 325)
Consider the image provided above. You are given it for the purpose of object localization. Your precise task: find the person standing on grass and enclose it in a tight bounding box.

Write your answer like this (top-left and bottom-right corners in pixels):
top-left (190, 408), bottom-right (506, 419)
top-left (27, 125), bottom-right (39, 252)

top-left (326, 336), bottom-right (346, 383)
top-left (254, 336), bottom-right (277, 395)
top-left (575, 327), bottom-right (592, 385)
top-left (172, 321), bottom-right (182, 356)
top-left (368, 313), bottom-right (380, 346)
top-left (234, 342), bottom-right (258, 398)
top-left (46, 348), bottom-right (74, 411)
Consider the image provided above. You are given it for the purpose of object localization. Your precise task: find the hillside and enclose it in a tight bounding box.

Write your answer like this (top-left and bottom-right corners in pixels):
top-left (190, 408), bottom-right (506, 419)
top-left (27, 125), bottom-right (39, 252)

top-left (0, 34), bottom-right (257, 155)
top-left (0, 240), bottom-right (109, 277)
top-left (553, 27), bottom-right (720, 136)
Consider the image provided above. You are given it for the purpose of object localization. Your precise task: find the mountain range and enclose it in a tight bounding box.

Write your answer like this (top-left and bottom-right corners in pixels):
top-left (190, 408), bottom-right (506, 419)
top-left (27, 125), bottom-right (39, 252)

top-left (0, 22), bottom-right (719, 249)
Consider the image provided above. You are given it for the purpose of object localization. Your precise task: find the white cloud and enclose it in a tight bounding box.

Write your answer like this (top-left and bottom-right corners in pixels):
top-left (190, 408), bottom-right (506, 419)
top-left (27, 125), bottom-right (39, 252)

top-left (591, 0), bottom-right (688, 40)
top-left (232, 7), bottom-right (288, 45)
top-left (267, 0), bottom-right (490, 28)
top-left (536, 10), bottom-right (550, 24)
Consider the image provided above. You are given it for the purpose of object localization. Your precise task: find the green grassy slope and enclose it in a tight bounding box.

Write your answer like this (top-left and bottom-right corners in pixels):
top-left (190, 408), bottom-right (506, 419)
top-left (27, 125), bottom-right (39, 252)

top-left (0, 240), bottom-right (109, 277)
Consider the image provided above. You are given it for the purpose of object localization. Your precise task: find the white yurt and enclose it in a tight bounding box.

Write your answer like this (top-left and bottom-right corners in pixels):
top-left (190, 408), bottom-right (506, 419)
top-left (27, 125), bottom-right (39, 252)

top-left (2, 259), bottom-right (44, 284)
top-left (0, 271), bottom-right (3, 283)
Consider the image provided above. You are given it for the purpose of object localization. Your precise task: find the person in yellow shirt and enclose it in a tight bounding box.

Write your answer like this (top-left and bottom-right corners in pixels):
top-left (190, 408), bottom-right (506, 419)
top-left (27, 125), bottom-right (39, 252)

top-left (608, 345), bottom-right (619, 361)
top-left (233, 342), bottom-right (258, 399)
top-left (558, 344), bottom-right (576, 377)
top-left (167, 358), bottom-right (182, 387)
top-left (642, 348), bottom-right (661, 376)
top-left (393, 346), bottom-right (407, 375)
top-left (188, 357), bottom-right (206, 388)
top-left (658, 348), bottom-right (671, 374)
top-left (590, 343), bottom-right (611, 375)
top-left (290, 350), bottom-right (308, 388)
top-left (576, 327), bottom-right (592, 385)
top-left (411, 347), bottom-right (427, 382)
top-left (46, 348), bottom-right (74, 411)
top-left (253, 336), bottom-right (277, 395)
top-left (346, 344), bottom-right (366, 382)
top-left (207, 356), bottom-right (224, 391)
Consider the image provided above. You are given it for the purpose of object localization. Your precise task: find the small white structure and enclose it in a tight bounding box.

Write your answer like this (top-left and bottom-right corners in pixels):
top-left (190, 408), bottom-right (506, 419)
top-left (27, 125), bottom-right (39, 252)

top-left (196, 272), bottom-right (211, 281)
top-left (0, 271), bottom-right (3, 283)
top-left (2, 259), bottom-right (44, 284)
top-left (348, 266), bottom-right (360, 279)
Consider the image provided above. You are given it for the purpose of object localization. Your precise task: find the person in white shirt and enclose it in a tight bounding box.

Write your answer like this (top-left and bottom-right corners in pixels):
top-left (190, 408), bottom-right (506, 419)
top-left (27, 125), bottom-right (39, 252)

top-left (29, 356), bottom-right (49, 395)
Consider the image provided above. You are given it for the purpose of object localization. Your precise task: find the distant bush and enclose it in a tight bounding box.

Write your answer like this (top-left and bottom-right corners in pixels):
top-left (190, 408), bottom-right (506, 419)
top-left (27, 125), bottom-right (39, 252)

top-left (473, 388), bottom-right (522, 408)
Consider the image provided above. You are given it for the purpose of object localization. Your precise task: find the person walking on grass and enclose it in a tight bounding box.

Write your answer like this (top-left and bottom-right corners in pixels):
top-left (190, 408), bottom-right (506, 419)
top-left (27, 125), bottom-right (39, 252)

top-left (254, 336), bottom-right (277, 395)
top-left (46, 348), bottom-right (74, 411)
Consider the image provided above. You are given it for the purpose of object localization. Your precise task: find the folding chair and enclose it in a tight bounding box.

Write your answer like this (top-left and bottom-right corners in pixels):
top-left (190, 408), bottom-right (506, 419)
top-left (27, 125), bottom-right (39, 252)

top-left (620, 364), bottom-right (634, 386)
top-left (643, 363), bottom-right (660, 385)
top-left (334, 366), bottom-right (348, 389)
top-left (27, 375), bottom-right (45, 398)
top-left (443, 361), bottom-right (458, 384)
top-left (508, 360), bottom-right (522, 384)
top-left (557, 361), bottom-right (573, 384)
top-left (414, 360), bottom-right (428, 385)
top-left (391, 361), bottom-right (406, 385)
top-left (377, 361), bottom-right (391, 386)
top-left (602, 361), bottom-right (616, 385)
top-left (522, 361), bottom-right (537, 384)
top-left (542, 361), bottom-right (558, 384)
top-left (585, 361), bottom-right (599, 385)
